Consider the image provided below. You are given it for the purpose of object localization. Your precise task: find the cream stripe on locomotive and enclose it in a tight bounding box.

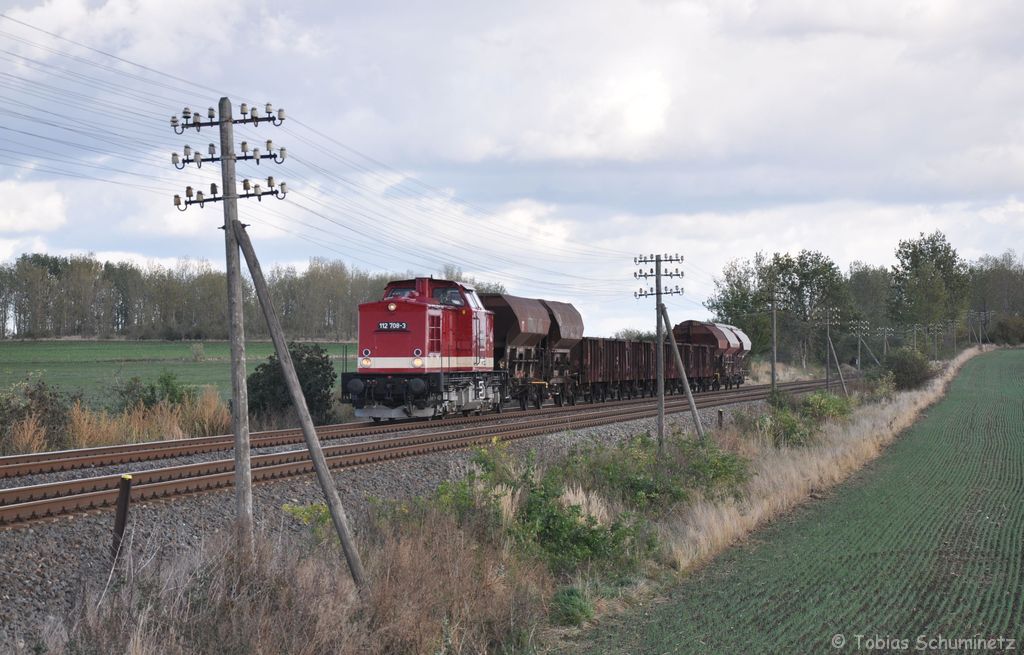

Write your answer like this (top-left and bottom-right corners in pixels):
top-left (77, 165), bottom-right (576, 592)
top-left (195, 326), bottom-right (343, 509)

top-left (358, 356), bottom-right (495, 370)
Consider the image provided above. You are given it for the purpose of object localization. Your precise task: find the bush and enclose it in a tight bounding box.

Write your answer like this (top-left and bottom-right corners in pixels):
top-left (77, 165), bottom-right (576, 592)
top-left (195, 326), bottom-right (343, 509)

top-left (756, 408), bottom-right (813, 447)
top-left (248, 343), bottom-right (338, 424)
top-left (0, 378), bottom-right (74, 453)
top-left (111, 371), bottom-right (195, 412)
top-left (550, 586), bottom-right (594, 626)
top-left (990, 316), bottom-right (1024, 345)
top-left (799, 391), bottom-right (852, 422)
top-left (563, 434), bottom-right (748, 513)
top-left (865, 370), bottom-right (897, 402)
top-left (883, 347), bottom-right (933, 390)
top-left (512, 467), bottom-right (647, 575)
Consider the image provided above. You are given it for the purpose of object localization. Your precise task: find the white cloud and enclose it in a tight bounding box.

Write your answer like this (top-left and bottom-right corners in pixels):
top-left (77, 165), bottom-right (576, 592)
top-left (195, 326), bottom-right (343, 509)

top-left (0, 236), bottom-right (48, 262)
top-left (0, 180), bottom-right (66, 232)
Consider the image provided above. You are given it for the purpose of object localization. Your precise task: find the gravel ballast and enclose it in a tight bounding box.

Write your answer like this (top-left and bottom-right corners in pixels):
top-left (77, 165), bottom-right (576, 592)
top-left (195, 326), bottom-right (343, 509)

top-left (0, 402), bottom-right (761, 648)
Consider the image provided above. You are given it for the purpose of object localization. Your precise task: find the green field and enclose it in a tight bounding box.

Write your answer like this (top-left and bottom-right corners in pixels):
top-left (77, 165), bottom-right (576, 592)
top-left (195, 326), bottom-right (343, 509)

top-left (562, 349), bottom-right (1024, 653)
top-left (0, 340), bottom-right (355, 405)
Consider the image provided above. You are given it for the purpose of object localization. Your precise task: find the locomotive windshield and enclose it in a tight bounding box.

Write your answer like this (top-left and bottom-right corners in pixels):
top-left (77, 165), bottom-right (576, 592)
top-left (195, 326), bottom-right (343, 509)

top-left (385, 288), bottom-right (416, 298)
top-left (432, 288), bottom-right (465, 306)
top-left (465, 290), bottom-right (483, 309)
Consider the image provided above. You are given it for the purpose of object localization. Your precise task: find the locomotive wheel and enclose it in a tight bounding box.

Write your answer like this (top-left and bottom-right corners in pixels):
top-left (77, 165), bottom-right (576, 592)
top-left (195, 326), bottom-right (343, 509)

top-left (519, 394), bottom-right (527, 411)
top-left (533, 389), bottom-right (543, 410)
top-left (555, 393), bottom-right (564, 407)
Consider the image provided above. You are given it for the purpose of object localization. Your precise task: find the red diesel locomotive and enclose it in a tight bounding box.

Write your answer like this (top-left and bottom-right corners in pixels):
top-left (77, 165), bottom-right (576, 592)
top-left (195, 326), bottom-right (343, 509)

top-left (341, 277), bottom-right (750, 420)
top-left (341, 277), bottom-right (505, 419)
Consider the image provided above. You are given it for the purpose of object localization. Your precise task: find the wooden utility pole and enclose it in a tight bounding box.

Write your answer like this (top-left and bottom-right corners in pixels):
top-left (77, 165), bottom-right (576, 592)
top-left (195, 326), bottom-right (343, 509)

top-left (816, 305), bottom-right (840, 393)
top-left (661, 304), bottom-right (705, 442)
top-left (771, 289), bottom-right (777, 394)
top-left (171, 98), bottom-right (288, 548)
top-left (234, 222), bottom-right (368, 591)
top-left (634, 254), bottom-right (684, 454)
top-left (218, 97), bottom-right (254, 545)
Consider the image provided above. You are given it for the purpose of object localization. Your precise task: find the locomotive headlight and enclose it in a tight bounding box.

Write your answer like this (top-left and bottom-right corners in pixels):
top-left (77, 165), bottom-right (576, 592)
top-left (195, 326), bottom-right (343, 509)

top-left (412, 357), bottom-right (424, 368)
top-left (360, 357), bottom-right (372, 368)
top-left (387, 302), bottom-right (397, 311)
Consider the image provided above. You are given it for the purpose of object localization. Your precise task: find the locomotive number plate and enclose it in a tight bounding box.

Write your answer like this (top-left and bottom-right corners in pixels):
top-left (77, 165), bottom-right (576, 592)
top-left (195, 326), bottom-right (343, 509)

top-left (377, 321), bottom-right (408, 331)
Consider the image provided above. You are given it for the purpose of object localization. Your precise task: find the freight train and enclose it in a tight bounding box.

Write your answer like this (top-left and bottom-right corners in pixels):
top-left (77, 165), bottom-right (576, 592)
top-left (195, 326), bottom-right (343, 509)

top-left (341, 277), bottom-right (750, 420)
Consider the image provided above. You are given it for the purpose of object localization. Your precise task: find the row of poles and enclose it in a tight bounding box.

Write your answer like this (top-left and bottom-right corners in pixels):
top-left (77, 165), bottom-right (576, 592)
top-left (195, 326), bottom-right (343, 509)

top-left (632, 260), bottom-right (996, 454)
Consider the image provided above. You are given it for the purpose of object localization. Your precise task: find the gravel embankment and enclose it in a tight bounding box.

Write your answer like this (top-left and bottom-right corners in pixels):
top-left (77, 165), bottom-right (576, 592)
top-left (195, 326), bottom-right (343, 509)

top-left (0, 402), bottom-right (760, 648)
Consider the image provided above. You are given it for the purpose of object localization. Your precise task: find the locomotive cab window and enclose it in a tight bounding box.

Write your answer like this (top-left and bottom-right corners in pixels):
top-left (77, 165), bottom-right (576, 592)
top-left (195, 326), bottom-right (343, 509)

top-left (385, 288), bottom-right (415, 298)
top-left (432, 288), bottom-right (465, 306)
top-left (465, 289), bottom-right (483, 309)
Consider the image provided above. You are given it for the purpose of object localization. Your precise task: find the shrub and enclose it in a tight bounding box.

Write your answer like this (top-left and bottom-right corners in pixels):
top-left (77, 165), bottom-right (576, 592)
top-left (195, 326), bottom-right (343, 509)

top-left (756, 408), bottom-right (813, 447)
top-left (511, 467), bottom-right (647, 575)
top-left (0, 379), bottom-right (74, 453)
top-left (883, 347), bottom-right (933, 390)
top-left (799, 391), bottom-right (852, 422)
top-left (550, 586), bottom-right (594, 626)
top-left (564, 434), bottom-right (748, 512)
top-left (111, 371), bottom-right (195, 412)
top-left (248, 343), bottom-right (338, 424)
top-left (865, 370), bottom-right (897, 402)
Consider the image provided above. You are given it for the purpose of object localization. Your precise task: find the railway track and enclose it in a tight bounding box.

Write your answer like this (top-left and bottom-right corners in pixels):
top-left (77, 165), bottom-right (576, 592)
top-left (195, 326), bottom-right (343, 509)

top-left (0, 379), bottom-right (826, 527)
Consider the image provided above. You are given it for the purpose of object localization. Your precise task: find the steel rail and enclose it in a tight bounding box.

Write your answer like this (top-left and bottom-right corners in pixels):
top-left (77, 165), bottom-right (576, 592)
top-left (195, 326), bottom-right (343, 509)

top-left (0, 379), bottom-right (824, 479)
top-left (0, 380), bottom-right (826, 527)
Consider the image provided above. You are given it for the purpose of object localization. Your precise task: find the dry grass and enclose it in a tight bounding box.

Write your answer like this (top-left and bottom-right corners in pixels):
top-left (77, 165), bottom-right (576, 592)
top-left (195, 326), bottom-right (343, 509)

top-left (66, 387), bottom-right (230, 449)
top-left (657, 346), bottom-right (986, 572)
top-left (561, 484), bottom-right (614, 526)
top-left (746, 359), bottom-right (824, 385)
top-left (8, 413), bottom-right (47, 454)
top-left (38, 514), bottom-right (550, 655)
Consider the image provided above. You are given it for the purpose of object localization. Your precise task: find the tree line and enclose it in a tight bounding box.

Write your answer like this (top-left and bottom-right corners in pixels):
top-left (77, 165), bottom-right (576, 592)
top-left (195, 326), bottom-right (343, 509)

top-left (0, 254), bottom-right (504, 341)
top-left (704, 231), bottom-right (1024, 364)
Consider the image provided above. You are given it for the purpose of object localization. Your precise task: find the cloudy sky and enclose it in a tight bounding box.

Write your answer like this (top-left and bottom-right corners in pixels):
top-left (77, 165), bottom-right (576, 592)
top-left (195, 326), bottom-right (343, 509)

top-left (0, 0), bottom-right (1022, 335)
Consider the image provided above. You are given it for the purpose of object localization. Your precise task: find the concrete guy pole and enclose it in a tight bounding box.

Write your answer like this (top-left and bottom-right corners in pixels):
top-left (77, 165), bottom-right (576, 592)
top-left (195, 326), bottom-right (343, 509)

top-left (218, 97), bottom-right (254, 547)
top-left (234, 222), bottom-right (368, 592)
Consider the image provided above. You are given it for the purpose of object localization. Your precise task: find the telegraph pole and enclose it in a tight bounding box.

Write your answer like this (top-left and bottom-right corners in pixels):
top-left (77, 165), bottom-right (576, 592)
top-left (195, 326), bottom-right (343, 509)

top-left (852, 319), bottom-right (869, 371)
top-left (171, 100), bottom-right (287, 548)
top-left (171, 101), bottom-right (367, 592)
top-left (634, 254), bottom-right (684, 453)
top-left (815, 305), bottom-right (840, 393)
top-left (771, 287), bottom-right (778, 394)
top-left (876, 326), bottom-right (893, 358)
